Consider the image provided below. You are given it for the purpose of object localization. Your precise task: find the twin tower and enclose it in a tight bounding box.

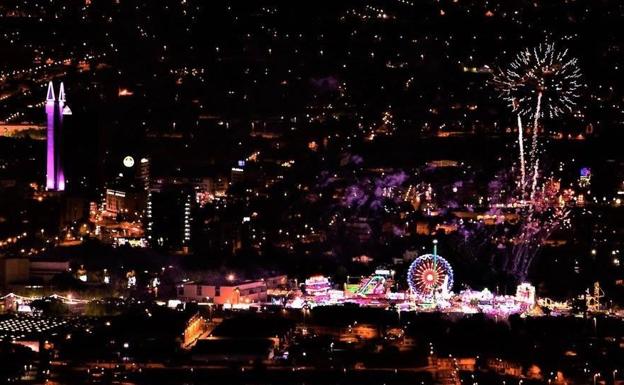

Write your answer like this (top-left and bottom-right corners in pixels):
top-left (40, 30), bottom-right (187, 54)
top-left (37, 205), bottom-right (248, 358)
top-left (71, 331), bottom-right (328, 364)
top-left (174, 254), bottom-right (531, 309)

top-left (45, 81), bottom-right (72, 191)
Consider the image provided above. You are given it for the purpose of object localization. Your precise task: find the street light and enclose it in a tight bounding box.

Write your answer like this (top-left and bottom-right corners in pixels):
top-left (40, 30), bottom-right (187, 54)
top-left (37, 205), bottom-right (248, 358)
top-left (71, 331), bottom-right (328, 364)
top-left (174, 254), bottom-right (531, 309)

top-left (613, 369), bottom-right (618, 384)
top-left (593, 373), bottom-right (600, 385)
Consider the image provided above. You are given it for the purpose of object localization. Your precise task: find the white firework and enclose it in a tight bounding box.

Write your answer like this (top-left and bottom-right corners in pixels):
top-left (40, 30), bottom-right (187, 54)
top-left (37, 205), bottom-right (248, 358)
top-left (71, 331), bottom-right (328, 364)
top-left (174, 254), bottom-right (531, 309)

top-left (492, 42), bottom-right (583, 201)
top-left (493, 41), bottom-right (583, 120)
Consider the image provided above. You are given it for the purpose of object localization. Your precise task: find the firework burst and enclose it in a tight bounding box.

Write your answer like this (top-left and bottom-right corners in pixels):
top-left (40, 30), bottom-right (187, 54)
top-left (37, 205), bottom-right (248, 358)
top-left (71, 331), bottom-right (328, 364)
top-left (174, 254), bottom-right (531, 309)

top-left (492, 41), bottom-right (583, 120)
top-left (492, 41), bottom-right (583, 201)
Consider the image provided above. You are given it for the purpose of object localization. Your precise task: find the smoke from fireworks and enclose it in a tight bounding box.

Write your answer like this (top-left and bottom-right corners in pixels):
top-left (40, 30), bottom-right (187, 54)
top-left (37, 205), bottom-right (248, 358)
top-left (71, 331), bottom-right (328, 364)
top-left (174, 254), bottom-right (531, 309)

top-left (506, 179), bottom-right (572, 280)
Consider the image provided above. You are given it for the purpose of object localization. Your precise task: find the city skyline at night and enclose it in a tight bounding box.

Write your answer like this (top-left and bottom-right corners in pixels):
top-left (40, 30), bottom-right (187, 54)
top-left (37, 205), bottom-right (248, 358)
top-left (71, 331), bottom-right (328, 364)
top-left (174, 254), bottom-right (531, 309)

top-left (1, 1), bottom-right (624, 384)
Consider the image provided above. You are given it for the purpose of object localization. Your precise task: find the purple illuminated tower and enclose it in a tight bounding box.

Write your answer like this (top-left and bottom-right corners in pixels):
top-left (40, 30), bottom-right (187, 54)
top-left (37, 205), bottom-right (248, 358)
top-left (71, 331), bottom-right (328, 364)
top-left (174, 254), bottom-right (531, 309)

top-left (45, 81), bottom-right (71, 191)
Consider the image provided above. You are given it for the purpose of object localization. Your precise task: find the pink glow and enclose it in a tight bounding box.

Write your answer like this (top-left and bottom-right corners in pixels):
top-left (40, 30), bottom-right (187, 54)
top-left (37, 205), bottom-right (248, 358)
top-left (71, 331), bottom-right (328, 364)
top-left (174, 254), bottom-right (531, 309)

top-left (45, 100), bottom-right (56, 190)
top-left (45, 82), bottom-right (66, 191)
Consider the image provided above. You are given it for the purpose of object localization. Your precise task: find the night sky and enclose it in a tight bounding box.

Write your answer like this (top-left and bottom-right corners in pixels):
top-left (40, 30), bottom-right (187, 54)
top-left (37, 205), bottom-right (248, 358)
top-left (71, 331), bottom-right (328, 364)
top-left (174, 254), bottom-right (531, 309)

top-left (1, 1), bottom-right (624, 384)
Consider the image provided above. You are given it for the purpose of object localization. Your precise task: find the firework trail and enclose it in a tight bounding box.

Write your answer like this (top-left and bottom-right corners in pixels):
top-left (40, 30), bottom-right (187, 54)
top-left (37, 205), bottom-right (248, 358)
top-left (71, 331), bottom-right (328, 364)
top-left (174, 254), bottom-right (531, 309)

top-left (517, 115), bottom-right (526, 197)
top-left (529, 91), bottom-right (543, 201)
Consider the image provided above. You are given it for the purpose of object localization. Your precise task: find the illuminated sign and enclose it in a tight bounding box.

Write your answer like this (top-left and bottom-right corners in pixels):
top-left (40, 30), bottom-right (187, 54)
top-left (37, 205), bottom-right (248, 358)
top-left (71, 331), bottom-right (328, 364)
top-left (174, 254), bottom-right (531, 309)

top-left (123, 156), bottom-right (135, 168)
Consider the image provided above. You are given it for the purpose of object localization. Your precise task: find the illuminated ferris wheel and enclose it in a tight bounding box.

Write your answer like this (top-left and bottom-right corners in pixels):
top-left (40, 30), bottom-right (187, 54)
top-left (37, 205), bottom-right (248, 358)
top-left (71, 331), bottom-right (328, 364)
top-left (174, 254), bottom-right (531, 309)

top-left (407, 254), bottom-right (454, 297)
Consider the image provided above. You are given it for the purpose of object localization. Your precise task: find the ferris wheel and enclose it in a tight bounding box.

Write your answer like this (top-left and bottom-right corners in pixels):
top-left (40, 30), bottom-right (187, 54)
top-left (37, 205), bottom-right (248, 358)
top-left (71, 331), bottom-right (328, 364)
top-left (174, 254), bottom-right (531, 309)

top-left (407, 253), bottom-right (454, 297)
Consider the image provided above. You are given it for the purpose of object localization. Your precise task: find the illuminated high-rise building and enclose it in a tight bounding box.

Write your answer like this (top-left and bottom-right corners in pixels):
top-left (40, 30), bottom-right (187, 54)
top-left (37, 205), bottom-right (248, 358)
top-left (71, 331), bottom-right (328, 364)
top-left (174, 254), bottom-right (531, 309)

top-left (45, 81), bottom-right (72, 191)
top-left (146, 184), bottom-right (194, 253)
top-left (138, 157), bottom-right (151, 191)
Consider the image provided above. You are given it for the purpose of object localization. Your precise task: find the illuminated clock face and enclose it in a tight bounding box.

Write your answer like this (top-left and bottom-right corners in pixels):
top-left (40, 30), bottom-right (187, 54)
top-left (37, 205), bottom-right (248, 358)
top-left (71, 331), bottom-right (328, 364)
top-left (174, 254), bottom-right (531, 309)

top-left (123, 156), bottom-right (135, 168)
